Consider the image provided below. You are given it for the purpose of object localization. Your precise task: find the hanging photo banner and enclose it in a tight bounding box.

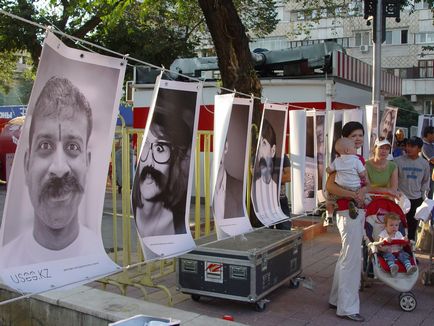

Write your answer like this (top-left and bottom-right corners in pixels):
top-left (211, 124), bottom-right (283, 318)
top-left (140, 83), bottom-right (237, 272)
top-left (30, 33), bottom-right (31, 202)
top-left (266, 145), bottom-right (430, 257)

top-left (343, 108), bottom-right (366, 157)
top-left (289, 110), bottom-right (306, 215)
top-left (366, 104), bottom-right (379, 155)
top-left (315, 111), bottom-right (326, 203)
top-left (328, 110), bottom-right (343, 165)
top-left (343, 109), bottom-right (362, 128)
top-left (131, 76), bottom-right (201, 260)
top-left (0, 32), bottom-right (125, 294)
top-left (304, 111), bottom-right (317, 213)
top-left (251, 103), bottom-right (289, 225)
top-left (212, 95), bottom-right (253, 239)
top-left (417, 114), bottom-right (434, 138)
top-left (379, 106), bottom-right (398, 148)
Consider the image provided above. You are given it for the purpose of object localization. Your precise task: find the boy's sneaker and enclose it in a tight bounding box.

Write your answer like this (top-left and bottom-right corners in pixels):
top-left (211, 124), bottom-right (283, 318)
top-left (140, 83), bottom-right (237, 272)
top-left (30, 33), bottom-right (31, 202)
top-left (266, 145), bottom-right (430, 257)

top-left (390, 264), bottom-right (399, 277)
top-left (407, 265), bottom-right (417, 275)
top-left (348, 201), bottom-right (358, 219)
top-left (323, 216), bottom-right (333, 227)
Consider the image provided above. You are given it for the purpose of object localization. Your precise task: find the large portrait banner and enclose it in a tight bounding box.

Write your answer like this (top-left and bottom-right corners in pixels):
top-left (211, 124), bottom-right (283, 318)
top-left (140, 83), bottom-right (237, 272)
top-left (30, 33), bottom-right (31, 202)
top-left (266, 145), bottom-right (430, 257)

top-left (131, 76), bottom-right (201, 260)
top-left (315, 111), bottom-right (326, 202)
top-left (327, 110), bottom-right (343, 165)
top-left (417, 114), bottom-right (434, 138)
top-left (379, 106), bottom-right (398, 148)
top-left (366, 104), bottom-right (379, 155)
top-left (289, 110), bottom-right (306, 214)
top-left (0, 32), bottom-right (125, 294)
top-left (304, 111), bottom-right (317, 212)
top-left (212, 95), bottom-right (253, 239)
top-left (251, 104), bottom-right (289, 226)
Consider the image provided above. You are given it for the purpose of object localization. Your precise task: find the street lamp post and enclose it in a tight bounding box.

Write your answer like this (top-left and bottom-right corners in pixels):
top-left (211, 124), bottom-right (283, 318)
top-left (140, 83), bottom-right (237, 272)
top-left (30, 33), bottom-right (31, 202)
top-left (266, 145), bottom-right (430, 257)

top-left (372, 0), bottom-right (383, 110)
top-left (364, 0), bottom-right (403, 127)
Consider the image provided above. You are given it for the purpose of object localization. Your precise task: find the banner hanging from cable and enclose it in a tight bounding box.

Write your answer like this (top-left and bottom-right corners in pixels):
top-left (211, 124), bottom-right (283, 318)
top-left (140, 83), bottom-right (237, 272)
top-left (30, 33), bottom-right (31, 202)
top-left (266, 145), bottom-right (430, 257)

top-left (0, 31), bottom-right (126, 294)
top-left (131, 75), bottom-right (201, 260)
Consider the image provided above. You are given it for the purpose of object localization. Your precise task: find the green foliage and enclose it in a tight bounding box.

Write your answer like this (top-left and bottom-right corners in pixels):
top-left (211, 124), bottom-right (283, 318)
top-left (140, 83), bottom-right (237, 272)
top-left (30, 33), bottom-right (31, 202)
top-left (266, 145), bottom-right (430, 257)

top-left (0, 0), bottom-right (280, 66)
top-left (89, 1), bottom-right (199, 80)
top-left (0, 50), bottom-right (34, 104)
top-left (236, 0), bottom-right (278, 37)
top-left (0, 51), bottom-right (16, 93)
top-left (388, 96), bottom-right (418, 129)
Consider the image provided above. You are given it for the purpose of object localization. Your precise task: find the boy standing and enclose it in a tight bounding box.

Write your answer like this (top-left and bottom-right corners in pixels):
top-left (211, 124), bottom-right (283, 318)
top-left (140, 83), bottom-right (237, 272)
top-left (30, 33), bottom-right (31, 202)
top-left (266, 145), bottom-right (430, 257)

top-left (395, 136), bottom-right (430, 240)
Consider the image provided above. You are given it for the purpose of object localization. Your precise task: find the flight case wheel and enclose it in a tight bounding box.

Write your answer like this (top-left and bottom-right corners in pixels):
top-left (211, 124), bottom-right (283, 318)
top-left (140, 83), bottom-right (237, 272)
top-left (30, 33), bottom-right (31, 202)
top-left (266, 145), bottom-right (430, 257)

top-left (254, 300), bottom-right (267, 312)
top-left (289, 278), bottom-right (300, 289)
top-left (191, 294), bottom-right (201, 302)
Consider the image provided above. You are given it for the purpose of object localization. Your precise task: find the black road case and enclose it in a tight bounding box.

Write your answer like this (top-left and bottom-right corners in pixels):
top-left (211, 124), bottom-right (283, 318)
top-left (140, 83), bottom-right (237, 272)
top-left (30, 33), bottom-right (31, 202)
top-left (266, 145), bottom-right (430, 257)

top-left (177, 228), bottom-right (302, 311)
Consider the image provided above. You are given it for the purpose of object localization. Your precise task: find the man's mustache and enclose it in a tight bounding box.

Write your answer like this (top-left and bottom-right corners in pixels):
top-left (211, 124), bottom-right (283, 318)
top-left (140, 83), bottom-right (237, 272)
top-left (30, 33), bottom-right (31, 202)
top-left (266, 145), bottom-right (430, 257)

top-left (259, 157), bottom-right (268, 169)
top-left (39, 174), bottom-right (84, 203)
top-left (140, 165), bottom-right (167, 188)
top-left (256, 157), bottom-right (272, 183)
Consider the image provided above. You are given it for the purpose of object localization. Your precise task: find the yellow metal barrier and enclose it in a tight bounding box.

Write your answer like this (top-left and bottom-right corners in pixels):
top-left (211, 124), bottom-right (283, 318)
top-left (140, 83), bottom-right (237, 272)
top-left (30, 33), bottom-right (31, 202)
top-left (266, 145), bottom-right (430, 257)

top-left (193, 131), bottom-right (213, 239)
top-left (98, 126), bottom-right (216, 305)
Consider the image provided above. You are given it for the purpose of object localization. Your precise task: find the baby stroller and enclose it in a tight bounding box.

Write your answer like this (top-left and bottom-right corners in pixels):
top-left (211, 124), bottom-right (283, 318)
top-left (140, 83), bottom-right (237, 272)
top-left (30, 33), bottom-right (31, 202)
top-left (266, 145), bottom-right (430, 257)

top-left (420, 207), bottom-right (434, 286)
top-left (362, 196), bottom-right (419, 312)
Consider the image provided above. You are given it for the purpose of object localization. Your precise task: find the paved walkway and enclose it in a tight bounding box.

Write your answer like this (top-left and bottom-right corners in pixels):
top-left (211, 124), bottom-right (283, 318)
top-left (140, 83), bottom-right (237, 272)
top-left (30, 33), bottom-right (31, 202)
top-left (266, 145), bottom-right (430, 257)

top-left (89, 227), bottom-right (434, 325)
top-left (1, 186), bottom-right (434, 325)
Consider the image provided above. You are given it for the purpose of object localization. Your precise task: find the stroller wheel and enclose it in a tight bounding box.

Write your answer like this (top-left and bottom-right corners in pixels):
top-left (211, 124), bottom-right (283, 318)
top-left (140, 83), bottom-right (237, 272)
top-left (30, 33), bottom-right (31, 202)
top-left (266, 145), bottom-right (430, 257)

top-left (399, 292), bottom-right (417, 312)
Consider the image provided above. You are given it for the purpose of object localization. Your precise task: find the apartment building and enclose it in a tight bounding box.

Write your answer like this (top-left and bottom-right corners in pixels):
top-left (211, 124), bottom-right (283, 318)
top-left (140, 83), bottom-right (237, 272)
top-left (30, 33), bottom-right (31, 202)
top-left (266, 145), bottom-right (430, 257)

top-left (250, 0), bottom-right (434, 114)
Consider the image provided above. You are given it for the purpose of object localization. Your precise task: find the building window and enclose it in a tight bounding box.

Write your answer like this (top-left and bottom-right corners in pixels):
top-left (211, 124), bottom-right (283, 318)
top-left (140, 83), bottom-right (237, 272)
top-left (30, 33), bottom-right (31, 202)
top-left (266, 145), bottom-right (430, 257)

top-left (415, 1), bottom-right (430, 10)
top-left (320, 8), bottom-right (328, 18)
top-left (385, 29), bottom-right (409, 45)
top-left (396, 68), bottom-right (407, 79)
top-left (419, 60), bottom-right (434, 78)
top-left (416, 32), bottom-right (434, 44)
top-left (348, 1), bottom-right (363, 16)
top-left (297, 11), bottom-right (305, 21)
top-left (401, 30), bottom-right (408, 44)
top-left (424, 100), bottom-right (433, 115)
top-left (355, 32), bottom-right (370, 46)
top-left (335, 6), bottom-right (343, 15)
top-left (289, 38), bottom-right (348, 49)
top-left (336, 37), bottom-right (350, 48)
top-left (250, 37), bottom-right (290, 51)
top-left (275, 5), bottom-right (284, 21)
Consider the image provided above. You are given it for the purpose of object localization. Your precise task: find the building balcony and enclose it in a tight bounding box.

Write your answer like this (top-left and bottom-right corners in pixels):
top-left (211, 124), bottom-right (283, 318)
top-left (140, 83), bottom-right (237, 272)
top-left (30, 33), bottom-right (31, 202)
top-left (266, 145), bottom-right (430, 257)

top-left (402, 78), bottom-right (434, 96)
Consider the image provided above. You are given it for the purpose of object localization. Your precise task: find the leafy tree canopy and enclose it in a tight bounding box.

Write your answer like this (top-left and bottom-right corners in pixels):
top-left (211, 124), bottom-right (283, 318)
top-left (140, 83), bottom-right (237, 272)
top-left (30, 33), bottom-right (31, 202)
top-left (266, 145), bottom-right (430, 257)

top-left (0, 0), bottom-right (279, 69)
top-left (388, 96), bottom-right (418, 129)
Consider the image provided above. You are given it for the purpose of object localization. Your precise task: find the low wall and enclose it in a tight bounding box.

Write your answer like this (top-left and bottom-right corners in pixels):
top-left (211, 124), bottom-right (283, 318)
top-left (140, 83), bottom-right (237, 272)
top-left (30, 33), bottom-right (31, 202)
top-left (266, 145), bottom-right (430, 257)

top-left (0, 285), bottom-right (245, 326)
top-left (292, 216), bottom-right (327, 241)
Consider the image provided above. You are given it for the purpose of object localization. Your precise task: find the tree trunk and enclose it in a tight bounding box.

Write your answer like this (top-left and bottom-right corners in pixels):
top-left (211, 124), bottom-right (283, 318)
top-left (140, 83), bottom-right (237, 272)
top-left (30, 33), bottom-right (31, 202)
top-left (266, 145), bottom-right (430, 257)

top-left (198, 0), bottom-right (263, 226)
top-left (198, 0), bottom-right (262, 124)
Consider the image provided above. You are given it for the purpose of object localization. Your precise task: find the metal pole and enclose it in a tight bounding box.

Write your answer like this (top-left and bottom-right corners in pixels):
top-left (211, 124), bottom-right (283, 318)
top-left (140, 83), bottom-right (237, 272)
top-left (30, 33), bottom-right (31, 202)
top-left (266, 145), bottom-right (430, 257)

top-left (372, 0), bottom-right (382, 111)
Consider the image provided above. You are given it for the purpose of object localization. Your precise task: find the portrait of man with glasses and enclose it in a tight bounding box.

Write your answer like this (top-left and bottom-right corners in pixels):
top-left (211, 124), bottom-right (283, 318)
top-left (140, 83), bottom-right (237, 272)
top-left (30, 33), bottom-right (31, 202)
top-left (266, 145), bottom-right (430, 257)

top-left (132, 99), bottom-right (193, 238)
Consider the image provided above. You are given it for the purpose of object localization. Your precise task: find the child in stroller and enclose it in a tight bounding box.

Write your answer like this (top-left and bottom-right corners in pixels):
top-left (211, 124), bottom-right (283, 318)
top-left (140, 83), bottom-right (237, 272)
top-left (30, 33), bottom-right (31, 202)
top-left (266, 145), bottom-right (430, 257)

top-left (373, 212), bottom-right (417, 277)
top-left (364, 196), bottom-right (419, 312)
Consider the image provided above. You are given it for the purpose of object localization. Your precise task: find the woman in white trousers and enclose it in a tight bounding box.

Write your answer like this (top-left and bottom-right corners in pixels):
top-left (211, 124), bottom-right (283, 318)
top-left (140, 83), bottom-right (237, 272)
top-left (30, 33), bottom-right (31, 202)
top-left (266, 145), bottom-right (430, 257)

top-left (326, 121), bottom-right (366, 322)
